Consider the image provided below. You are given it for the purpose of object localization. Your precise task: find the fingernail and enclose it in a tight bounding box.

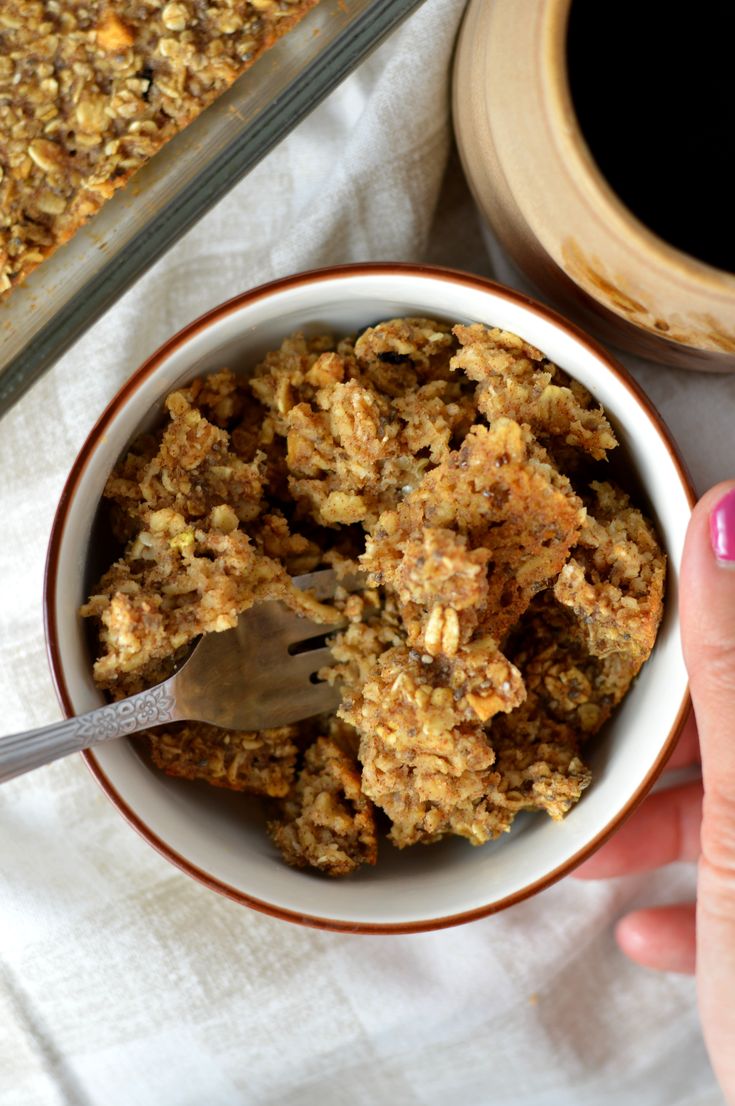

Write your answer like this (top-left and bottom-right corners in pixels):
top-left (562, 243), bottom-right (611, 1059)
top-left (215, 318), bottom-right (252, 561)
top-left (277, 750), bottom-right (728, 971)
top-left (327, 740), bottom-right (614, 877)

top-left (709, 488), bottom-right (735, 565)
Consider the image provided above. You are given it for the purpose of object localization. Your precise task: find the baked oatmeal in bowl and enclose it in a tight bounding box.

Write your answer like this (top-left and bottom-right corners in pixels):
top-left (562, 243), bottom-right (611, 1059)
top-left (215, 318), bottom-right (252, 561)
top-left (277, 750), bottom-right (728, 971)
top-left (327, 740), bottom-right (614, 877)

top-left (44, 264), bottom-right (693, 931)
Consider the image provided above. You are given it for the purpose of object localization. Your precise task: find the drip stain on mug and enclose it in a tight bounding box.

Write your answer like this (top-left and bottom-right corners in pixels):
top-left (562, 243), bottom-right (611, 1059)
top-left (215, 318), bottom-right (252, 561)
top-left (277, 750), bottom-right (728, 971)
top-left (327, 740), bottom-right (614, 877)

top-left (567, 1), bottom-right (735, 274)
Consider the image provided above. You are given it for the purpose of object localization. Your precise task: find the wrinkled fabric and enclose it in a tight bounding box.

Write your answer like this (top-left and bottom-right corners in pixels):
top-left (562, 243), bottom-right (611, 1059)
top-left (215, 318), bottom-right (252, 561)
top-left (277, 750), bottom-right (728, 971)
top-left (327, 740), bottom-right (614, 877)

top-left (0, 0), bottom-right (731, 1102)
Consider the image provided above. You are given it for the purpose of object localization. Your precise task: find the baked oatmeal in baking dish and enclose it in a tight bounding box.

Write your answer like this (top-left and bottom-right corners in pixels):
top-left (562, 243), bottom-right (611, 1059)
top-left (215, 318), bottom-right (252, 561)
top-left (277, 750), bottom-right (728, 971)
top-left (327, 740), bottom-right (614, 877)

top-left (0, 0), bottom-right (319, 295)
top-left (81, 317), bottom-right (666, 876)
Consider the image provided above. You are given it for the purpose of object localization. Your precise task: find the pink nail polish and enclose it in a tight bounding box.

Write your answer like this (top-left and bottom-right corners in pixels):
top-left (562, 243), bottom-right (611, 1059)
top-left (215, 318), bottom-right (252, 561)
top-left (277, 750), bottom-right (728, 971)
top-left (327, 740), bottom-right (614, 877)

top-left (710, 488), bottom-right (735, 565)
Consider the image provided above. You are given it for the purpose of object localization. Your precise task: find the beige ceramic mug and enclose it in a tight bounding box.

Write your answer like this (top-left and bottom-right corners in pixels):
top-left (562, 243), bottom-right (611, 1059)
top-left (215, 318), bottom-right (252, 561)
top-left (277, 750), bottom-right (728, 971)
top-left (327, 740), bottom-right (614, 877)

top-left (453, 0), bottom-right (735, 371)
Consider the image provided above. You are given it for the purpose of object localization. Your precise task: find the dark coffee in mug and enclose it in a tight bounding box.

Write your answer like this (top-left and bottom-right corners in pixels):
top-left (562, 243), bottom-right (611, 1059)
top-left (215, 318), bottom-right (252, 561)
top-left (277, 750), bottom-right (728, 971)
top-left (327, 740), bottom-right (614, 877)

top-left (566, 0), bottom-right (735, 273)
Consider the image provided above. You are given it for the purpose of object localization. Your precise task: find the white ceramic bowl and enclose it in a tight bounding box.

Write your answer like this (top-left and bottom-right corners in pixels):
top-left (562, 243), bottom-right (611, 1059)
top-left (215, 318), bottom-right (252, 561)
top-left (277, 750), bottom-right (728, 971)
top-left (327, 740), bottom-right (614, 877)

top-left (44, 264), bottom-right (693, 933)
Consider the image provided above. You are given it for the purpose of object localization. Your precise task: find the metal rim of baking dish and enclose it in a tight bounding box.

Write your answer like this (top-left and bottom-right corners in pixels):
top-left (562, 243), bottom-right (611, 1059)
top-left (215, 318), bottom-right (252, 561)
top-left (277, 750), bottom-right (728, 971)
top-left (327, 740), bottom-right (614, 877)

top-left (43, 262), bottom-right (695, 934)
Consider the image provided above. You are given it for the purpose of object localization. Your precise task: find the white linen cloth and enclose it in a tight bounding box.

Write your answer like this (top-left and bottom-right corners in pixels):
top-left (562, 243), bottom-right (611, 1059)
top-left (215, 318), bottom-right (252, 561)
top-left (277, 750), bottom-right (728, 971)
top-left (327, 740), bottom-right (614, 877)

top-left (1, 1), bottom-right (733, 1102)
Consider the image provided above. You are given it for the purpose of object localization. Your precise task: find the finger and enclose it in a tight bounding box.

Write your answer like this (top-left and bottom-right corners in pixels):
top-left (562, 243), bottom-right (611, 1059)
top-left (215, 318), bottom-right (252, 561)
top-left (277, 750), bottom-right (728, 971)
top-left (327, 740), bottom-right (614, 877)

top-left (680, 481), bottom-right (735, 1093)
top-left (664, 709), bottom-right (700, 771)
top-left (572, 780), bottom-right (702, 879)
top-left (681, 480), bottom-right (735, 802)
top-left (616, 904), bottom-right (696, 974)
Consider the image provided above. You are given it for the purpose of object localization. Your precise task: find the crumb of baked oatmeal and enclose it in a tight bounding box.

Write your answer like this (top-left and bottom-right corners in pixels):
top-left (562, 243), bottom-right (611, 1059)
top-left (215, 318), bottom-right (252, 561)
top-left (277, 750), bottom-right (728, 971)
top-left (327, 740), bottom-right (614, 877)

top-left (252, 512), bottom-right (323, 576)
top-left (554, 481), bottom-right (666, 661)
top-left (490, 738), bottom-right (592, 821)
top-left (353, 317), bottom-right (456, 380)
top-left (361, 419), bottom-right (585, 651)
top-left (339, 642), bottom-right (525, 847)
top-left (268, 737), bottom-right (377, 876)
top-left (248, 320), bottom-right (473, 528)
top-left (322, 589), bottom-right (404, 692)
top-left (148, 722), bottom-right (299, 796)
top-left (105, 384), bottom-right (267, 528)
top-left (451, 325), bottom-right (617, 461)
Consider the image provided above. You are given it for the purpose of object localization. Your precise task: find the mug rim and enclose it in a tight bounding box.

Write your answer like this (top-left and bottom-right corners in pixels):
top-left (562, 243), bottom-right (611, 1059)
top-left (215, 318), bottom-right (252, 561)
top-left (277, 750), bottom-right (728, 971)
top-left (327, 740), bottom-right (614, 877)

top-left (545, 0), bottom-right (735, 292)
top-left (452, 0), bottom-right (735, 368)
top-left (43, 261), bottom-right (695, 933)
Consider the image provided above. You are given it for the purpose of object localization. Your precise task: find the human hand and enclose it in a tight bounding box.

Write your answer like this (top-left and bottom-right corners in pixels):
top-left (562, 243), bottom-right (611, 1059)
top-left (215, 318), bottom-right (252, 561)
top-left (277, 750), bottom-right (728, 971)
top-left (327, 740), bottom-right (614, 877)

top-left (573, 481), bottom-right (735, 1103)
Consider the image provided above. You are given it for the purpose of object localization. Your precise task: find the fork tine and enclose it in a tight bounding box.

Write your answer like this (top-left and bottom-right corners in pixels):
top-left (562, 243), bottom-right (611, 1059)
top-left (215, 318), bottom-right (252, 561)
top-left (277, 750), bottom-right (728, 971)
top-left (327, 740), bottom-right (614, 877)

top-left (232, 599), bottom-right (343, 649)
top-left (287, 647), bottom-right (339, 683)
top-left (176, 568), bottom-right (358, 731)
top-left (293, 568), bottom-right (365, 600)
top-left (265, 679), bottom-right (343, 727)
top-left (280, 616), bottom-right (346, 648)
top-left (293, 568), bottom-right (340, 599)
top-left (288, 681), bottom-right (342, 719)
top-left (266, 567), bottom-right (361, 645)
top-left (197, 678), bottom-right (343, 731)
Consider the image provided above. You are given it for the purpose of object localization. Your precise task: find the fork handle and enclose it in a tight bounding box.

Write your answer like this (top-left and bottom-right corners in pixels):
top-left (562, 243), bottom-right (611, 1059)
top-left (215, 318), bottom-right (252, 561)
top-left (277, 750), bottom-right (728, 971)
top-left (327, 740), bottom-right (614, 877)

top-left (0, 684), bottom-right (179, 784)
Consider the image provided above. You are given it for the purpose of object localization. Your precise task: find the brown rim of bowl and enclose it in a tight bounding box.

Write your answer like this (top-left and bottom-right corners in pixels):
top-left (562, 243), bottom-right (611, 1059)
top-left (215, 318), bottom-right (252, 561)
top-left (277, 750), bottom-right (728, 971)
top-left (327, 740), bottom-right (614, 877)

top-left (44, 261), bottom-right (696, 935)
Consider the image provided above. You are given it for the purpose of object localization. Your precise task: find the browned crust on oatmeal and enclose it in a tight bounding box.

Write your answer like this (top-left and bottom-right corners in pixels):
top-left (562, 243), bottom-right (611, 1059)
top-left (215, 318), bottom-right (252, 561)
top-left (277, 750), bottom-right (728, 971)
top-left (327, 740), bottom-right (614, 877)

top-left (148, 721), bottom-right (299, 795)
top-left (361, 419), bottom-right (585, 650)
top-left (268, 737), bottom-right (378, 875)
top-left (489, 739), bottom-right (592, 822)
top-left (451, 324), bottom-right (617, 461)
top-left (338, 642), bottom-right (526, 848)
top-left (553, 481), bottom-right (666, 661)
top-left (0, 0), bottom-right (319, 295)
top-left (248, 318), bottom-right (475, 529)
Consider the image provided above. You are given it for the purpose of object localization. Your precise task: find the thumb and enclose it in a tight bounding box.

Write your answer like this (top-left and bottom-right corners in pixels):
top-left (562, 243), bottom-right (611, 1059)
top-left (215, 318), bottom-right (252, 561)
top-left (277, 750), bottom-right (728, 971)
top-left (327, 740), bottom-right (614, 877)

top-left (680, 480), bottom-right (735, 1098)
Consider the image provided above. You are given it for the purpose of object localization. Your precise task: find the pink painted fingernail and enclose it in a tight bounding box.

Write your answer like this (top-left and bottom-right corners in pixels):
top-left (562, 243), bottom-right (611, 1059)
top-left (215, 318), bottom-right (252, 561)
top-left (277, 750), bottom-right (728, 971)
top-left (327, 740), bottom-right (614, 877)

top-left (710, 488), bottom-right (735, 565)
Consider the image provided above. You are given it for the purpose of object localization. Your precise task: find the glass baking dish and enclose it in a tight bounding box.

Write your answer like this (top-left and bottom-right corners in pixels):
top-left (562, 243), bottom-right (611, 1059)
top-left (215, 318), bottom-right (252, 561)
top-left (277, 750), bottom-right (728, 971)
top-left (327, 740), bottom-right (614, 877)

top-left (0, 0), bottom-right (425, 417)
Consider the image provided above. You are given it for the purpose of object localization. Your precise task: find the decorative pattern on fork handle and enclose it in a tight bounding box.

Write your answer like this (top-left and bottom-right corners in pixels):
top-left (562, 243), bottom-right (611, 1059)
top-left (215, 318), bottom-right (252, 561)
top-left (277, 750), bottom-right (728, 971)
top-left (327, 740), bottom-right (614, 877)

top-left (73, 684), bottom-right (177, 740)
top-left (0, 684), bottom-right (178, 784)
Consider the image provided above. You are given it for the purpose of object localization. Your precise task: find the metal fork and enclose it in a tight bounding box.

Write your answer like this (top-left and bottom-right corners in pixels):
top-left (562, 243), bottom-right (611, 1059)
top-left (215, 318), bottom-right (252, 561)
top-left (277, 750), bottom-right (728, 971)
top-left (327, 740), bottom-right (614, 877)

top-left (0, 569), bottom-right (351, 784)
